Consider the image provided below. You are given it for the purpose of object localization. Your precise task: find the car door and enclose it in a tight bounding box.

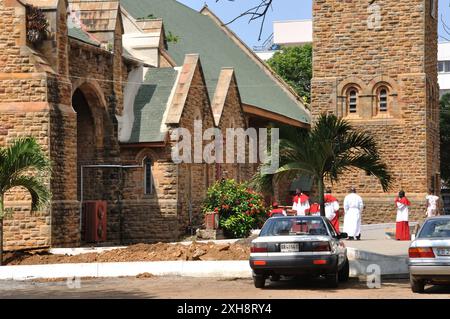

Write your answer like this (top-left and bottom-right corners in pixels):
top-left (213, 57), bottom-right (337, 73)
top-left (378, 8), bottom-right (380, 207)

top-left (325, 219), bottom-right (346, 266)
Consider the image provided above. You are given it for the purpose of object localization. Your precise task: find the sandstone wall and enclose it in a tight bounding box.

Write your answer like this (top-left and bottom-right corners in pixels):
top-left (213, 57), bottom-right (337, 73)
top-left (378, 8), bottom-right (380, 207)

top-left (311, 0), bottom-right (439, 223)
top-left (0, 1), bottom-right (52, 250)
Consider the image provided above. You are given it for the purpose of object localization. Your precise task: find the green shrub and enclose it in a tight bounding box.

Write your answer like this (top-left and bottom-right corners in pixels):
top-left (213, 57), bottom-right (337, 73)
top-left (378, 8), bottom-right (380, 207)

top-left (202, 179), bottom-right (268, 238)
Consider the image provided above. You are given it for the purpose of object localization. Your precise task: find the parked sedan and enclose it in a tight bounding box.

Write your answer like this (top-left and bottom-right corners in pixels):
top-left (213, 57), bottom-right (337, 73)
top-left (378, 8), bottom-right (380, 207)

top-left (249, 216), bottom-right (349, 288)
top-left (409, 216), bottom-right (450, 293)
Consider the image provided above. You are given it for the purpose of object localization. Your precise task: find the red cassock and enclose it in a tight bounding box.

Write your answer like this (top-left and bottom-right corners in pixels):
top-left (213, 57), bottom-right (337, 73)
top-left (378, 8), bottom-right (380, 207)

top-left (324, 194), bottom-right (340, 233)
top-left (307, 203), bottom-right (320, 215)
top-left (394, 197), bottom-right (411, 241)
top-left (293, 194), bottom-right (309, 205)
top-left (268, 208), bottom-right (285, 218)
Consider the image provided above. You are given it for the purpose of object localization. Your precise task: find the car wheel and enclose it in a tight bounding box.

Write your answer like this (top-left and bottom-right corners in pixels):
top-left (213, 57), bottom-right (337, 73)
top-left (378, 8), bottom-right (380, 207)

top-left (270, 275), bottom-right (281, 282)
top-left (253, 274), bottom-right (266, 288)
top-left (325, 271), bottom-right (338, 288)
top-left (410, 275), bottom-right (425, 293)
top-left (338, 259), bottom-right (350, 282)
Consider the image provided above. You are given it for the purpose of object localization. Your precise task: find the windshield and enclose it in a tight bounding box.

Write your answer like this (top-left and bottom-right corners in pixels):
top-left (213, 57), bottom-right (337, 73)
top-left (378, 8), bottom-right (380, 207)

top-left (260, 217), bottom-right (329, 237)
top-left (418, 219), bottom-right (450, 238)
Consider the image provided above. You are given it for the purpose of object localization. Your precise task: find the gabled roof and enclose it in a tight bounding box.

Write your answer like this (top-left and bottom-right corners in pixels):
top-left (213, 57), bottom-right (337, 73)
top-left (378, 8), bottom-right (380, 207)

top-left (67, 18), bottom-right (101, 46)
top-left (69, 0), bottom-right (120, 32)
top-left (211, 68), bottom-right (242, 127)
top-left (126, 67), bottom-right (179, 143)
top-left (165, 54), bottom-right (201, 125)
top-left (120, 0), bottom-right (310, 127)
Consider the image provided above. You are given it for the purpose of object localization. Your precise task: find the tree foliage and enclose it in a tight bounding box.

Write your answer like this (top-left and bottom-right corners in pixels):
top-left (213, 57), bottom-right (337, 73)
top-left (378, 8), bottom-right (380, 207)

top-left (0, 137), bottom-right (51, 265)
top-left (267, 45), bottom-right (312, 104)
top-left (441, 93), bottom-right (450, 187)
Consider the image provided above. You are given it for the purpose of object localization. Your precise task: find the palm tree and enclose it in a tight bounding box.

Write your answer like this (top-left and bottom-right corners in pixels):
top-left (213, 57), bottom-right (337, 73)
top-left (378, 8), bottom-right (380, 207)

top-left (0, 137), bottom-right (51, 265)
top-left (253, 113), bottom-right (392, 216)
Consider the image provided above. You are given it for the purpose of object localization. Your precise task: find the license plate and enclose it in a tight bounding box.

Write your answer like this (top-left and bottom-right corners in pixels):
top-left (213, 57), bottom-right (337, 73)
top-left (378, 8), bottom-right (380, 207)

top-left (280, 243), bottom-right (299, 252)
top-left (436, 248), bottom-right (450, 256)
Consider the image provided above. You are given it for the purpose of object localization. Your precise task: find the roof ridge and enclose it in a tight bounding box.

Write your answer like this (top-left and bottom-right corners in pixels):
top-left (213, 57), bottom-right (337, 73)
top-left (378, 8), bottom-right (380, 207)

top-left (165, 54), bottom-right (200, 125)
top-left (199, 5), bottom-right (310, 113)
top-left (211, 68), bottom-right (234, 126)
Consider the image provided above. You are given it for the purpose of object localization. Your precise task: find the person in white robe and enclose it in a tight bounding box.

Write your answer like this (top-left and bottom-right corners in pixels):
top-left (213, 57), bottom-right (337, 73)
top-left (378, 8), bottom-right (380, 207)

top-left (426, 190), bottom-right (440, 218)
top-left (343, 187), bottom-right (364, 240)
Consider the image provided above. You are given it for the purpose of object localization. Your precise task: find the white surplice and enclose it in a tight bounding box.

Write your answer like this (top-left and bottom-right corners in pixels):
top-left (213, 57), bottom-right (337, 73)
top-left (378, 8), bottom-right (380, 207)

top-left (343, 193), bottom-right (364, 237)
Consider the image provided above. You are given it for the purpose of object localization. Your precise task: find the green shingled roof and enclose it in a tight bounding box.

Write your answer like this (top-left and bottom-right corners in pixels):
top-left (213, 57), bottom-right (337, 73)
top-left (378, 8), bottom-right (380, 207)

top-left (68, 19), bottom-right (101, 47)
top-left (120, 0), bottom-right (310, 125)
top-left (127, 68), bottom-right (178, 143)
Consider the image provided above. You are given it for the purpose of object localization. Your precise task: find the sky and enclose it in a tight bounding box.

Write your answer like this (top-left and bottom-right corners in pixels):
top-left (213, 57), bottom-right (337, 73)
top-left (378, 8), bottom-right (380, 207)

top-left (177, 0), bottom-right (450, 47)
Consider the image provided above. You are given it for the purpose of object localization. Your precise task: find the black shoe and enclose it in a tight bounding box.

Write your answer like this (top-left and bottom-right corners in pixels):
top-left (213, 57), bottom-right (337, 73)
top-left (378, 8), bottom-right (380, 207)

top-left (356, 235), bottom-right (361, 241)
top-left (348, 237), bottom-right (354, 241)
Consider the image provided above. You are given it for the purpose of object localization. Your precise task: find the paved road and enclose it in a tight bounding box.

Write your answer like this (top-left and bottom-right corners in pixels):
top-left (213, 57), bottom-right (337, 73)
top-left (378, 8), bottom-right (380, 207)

top-left (1, 276), bottom-right (450, 299)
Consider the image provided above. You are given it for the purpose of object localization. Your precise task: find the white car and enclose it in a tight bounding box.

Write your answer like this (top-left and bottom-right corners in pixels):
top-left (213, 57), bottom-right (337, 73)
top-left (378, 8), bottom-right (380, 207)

top-left (409, 216), bottom-right (450, 293)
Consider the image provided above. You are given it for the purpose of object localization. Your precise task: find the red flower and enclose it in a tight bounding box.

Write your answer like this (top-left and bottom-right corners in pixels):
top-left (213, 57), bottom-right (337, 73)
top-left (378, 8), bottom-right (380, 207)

top-left (214, 207), bottom-right (219, 212)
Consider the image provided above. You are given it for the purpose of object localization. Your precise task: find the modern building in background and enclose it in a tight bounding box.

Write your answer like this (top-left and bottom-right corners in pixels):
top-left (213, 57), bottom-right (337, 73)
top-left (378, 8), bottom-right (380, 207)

top-left (256, 20), bottom-right (449, 97)
top-left (254, 20), bottom-right (312, 60)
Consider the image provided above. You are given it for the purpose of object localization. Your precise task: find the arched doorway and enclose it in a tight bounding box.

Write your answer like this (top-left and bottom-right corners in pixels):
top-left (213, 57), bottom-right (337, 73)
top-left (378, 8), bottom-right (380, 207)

top-left (72, 87), bottom-right (97, 201)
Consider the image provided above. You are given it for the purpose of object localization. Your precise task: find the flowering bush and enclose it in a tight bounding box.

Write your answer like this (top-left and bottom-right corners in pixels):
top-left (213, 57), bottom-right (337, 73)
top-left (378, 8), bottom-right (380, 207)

top-left (202, 179), bottom-right (268, 238)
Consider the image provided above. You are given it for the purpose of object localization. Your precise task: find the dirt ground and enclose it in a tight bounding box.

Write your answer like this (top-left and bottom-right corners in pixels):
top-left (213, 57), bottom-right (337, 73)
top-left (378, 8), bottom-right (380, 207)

top-left (1, 276), bottom-right (450, 299)
top-left (4, 242), bottom-right (250, 266)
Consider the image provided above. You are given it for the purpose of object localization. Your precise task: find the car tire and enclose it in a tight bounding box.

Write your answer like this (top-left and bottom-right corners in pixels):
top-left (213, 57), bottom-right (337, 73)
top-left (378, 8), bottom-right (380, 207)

top-left (325, 271), bottom-right (338, 288)
top-left (338, 259), bottom-right (350, 282)
top-left (270, 275), bottom-right (281, 282)
top-left (253, 275), bottom-right (266, 289)
top-left (410, 275), bottom-right (425, 293)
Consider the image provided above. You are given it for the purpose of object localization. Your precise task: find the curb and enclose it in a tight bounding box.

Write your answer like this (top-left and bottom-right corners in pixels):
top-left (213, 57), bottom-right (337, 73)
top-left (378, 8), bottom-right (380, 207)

top-left (0, 261), bottom-right (252, 281)
top-left (347, 247), bottom-right (409, 278)
top-left (0, 249), bottom-right (410, 281)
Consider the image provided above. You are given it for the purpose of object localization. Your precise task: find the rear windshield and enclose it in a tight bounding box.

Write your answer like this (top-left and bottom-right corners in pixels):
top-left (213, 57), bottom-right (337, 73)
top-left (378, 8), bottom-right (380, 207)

top-left (418, 219), bottom-right (450, 238)
top-left (260, 218), bottom-right (329, 237)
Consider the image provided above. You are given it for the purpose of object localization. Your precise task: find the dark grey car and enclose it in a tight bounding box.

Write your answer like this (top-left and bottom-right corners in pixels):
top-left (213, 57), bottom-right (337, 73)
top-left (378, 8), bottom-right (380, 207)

top-left (249, 216), bottom-right (349, 288)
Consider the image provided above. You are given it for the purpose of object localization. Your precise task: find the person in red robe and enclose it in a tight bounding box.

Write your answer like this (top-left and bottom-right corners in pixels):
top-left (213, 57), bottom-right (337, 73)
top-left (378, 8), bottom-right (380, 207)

top-left (268, 202), bottom-right (286, 218)
top-left (308, 202), bottom-right (321, 216)
top-left (395, 190), bottom-right (411, 241)
top-left (292, 189), bottom-right (310, 216)
top-left (324, 189), bottom-right (340, 233)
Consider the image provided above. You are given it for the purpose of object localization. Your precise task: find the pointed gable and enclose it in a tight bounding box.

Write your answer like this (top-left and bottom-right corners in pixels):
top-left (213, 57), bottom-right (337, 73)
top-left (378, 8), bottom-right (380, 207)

top-left (211, 68), bottom-right (244, 127)
top-left (165, 54), bottom-right (211, 125)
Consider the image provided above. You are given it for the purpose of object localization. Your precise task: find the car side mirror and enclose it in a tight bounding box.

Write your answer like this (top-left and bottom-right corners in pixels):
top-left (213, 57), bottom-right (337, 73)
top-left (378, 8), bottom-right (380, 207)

top-left (338, 232), bottom-right (348, 239)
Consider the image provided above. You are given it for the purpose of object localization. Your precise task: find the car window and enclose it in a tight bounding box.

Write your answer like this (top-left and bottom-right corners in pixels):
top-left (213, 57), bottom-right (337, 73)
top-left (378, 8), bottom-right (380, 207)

top-left (260, 218), bottom-right (329, 237)
top-left (324, 219), bottom-right (338, 237)
top-left (418, 219), bottom-right (450, 238)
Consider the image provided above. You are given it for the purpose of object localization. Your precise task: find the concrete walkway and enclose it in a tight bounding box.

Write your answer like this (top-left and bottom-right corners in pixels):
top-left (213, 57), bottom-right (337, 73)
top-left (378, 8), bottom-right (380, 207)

top-left (343, 223), bottom-right (415, 257)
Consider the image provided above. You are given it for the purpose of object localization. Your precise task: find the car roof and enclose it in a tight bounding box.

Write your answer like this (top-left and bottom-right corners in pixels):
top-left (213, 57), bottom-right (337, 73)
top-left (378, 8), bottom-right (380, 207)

top-left (267, 216), bottom-right (327, 222)
top-left (424, 216), bottom-right (450, 221)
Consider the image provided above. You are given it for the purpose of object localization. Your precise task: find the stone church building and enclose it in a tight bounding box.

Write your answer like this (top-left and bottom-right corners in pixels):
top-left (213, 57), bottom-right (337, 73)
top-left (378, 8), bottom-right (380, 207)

top-left (0, 0), bottom-right (440, 250)
top-left (0, 0), bottom-right (309, 250)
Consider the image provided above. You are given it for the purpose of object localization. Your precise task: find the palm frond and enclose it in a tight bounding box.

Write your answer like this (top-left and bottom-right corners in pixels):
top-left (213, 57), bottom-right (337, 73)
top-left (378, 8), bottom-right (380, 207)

top-left (0, 137), bottom-right (51, 191)
top-left (251, 113), bottom-right (392, 196)
top-left (333, 153), bottom-right (393, 192)
top-left (7, 175), bottom-right (51, 211)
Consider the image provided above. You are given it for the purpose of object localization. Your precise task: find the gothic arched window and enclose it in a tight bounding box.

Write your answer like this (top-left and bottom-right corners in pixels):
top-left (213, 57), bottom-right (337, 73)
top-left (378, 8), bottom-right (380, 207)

top-left (144, 157), bottom-right (153, 195)
top-left (347, 88), bottom-right (358, 114)
top-left (378, 87), bottom-right (388, 112)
